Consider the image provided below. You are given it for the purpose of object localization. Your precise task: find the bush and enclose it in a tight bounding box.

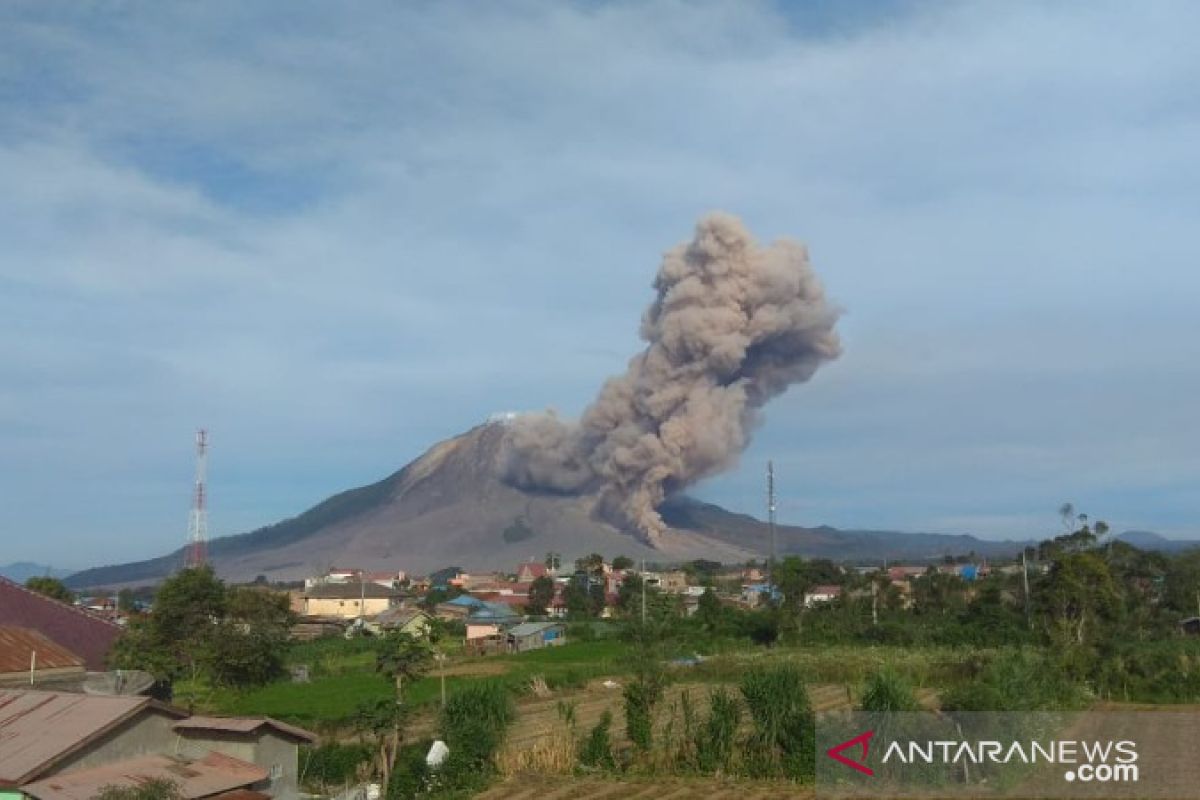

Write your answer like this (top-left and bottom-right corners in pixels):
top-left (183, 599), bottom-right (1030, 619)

top-left (578, 709), bottom-right (616, 770)
top-left (860, 667), bottom-right (920, 713)
top-left (301, 743), bottom-right (372, 789)
top-left (739, 663), bottom-right (815, 780)
top-left (436, 681), bottom-right (514, 792)
top-left (942, 649), bottom-right (1085, 712)
top-left (695, 687), bottom-right (740, 774)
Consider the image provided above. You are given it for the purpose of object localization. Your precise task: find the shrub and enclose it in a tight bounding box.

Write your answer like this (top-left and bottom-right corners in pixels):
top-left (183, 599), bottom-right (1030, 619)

top-left (301, 743), bottom-right (373, 789)
top-left (739, 663), bottom-right (815, 780)
top-left (695, 687), bottom-right (740, 774)
top-left (438, 681), bottom-right (515, 787)
top-left (860, 667), bottom-right (920, 713)
top-left (578, 709), bottom-right (617, 770)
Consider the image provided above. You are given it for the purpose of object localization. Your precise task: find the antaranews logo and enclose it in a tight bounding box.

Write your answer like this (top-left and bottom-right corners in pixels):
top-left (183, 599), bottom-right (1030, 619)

top-left (826, 730), bottom-right (876, 777)
top-left (824, 730), bottom-right (1139, 786)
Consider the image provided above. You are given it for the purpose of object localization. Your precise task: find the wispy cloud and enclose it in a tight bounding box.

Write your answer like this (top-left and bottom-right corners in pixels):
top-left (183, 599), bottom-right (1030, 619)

top-left (1, 1), bottom-right (1198, 566)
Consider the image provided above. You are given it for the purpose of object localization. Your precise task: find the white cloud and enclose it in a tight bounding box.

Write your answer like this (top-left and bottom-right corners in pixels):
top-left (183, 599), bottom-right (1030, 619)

top-left (1, 0), bottom-right (1198, 565)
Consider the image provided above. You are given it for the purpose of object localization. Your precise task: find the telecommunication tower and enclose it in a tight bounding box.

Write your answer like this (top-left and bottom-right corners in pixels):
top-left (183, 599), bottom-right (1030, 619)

top-left (185, 429), bottom-right (208, 569)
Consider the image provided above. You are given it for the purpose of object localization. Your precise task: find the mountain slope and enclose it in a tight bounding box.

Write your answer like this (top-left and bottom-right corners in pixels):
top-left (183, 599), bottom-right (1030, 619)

top-left (67, 422), bottom-right (1029, 589)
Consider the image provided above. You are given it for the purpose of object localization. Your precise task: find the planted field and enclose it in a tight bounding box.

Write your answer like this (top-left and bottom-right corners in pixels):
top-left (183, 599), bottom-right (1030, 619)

top-left (475, 775), bottom-right (813, 799)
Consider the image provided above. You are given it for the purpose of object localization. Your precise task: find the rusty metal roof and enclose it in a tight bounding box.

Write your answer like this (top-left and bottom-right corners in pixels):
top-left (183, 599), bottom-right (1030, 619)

top-left (0, 690), bottom-right (185, 786)
top-left (21, 751), bottom-right (268, 800)
top-left (0, 627), bottom-right (84, 675)
top-left (0, 577), bottom-right (121, 671)
top-left (173, 715), bottom-right (317, 743)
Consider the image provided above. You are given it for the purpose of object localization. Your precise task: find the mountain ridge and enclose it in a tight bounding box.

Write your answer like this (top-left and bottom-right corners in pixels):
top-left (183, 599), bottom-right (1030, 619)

top-left (63, 421), bottom-right (1118, 589)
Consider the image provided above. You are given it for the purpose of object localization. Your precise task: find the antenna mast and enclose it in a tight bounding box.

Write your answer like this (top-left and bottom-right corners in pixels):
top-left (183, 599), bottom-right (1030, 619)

top-left (767, 460), bottom-right (777, 592)
top-left (185, 429), bottom-right (208, 569)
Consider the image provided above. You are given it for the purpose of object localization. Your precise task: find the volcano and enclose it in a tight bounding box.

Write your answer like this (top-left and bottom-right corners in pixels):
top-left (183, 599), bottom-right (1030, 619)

top-left (66, 421), bottom-right (1026, 588)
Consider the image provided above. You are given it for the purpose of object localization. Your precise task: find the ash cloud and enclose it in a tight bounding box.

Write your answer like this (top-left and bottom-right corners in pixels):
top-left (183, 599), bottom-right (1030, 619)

top-left (502, 212), bottom-right (842, 546)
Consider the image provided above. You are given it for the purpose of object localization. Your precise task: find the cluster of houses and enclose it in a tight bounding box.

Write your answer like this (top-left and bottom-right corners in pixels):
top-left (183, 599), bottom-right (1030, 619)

top-left (0, 576), bottom-right (317, 800)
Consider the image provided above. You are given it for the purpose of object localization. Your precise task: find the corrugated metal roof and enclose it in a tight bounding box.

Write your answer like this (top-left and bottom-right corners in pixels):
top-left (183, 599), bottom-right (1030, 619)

top-left (508, 622), bottom-right (560, 637)
top-left (0, 690), bottom-right (185, 786)
top-left (0, 578), bottom-right (121, 671)
top-left (303, 583), bottom-right (400, 600)
top-left (173, 715), bottom-right (316, 743)
top-left (21, 751), bottom-right (268, 800)
top-left (0, 627), bottom-right (84, 674)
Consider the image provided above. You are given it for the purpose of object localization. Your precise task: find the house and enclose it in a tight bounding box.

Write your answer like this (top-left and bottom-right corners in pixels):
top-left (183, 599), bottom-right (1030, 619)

top-left (507, 622), bottom-right (566, 652)
top-left (657, 571), bottom-right (689, 593)
top-left (300, 582), bottom-right (401, 619)
top-left (434, 594), bottom-right (485, 620)
top-left (174, 716), bottom-right (317, 800)
top-left (20, 752), bottom-right (268, 800)
top-left (363, 571), bottom-right (406, 589)
top-left (372, 608), bottom-right (432, 638)
top-left (804, 585), bottom-right (843, 606)
top-left (0, 627), bottom-right (85, 686)
top-left (0, 690), bottom-right (317, 800)
top-left (515, 562), bottom-right (549, 583)
top-left (0, 690), bottom-right (190, 789)
top-left (0, 577), bottom-right (122, 671)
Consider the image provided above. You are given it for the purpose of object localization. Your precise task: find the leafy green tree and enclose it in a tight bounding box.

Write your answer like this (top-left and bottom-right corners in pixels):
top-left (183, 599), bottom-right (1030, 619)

top-left (526, 574), bottom-right (556, 615)
top-left (25, 576), bottom-right (74, 604)
top-left (695, 587), bottom-right (723, 632)
top-left (112, 566), bottom-right (225, 681)
top-left (773, 556), bottom-right (814, 632)
top-left (563, 582), bottom-right (593, 619)
top-left (611, 555), bottom-right (634, 571)
top-left (116, 588), bottom-right (137, 613)
top-left (575, 553), bottom-right (605, 575)
top-left (1038, 551), bottom-right (1120, 647)
top-left (372, 631), bottom-right (434, 794)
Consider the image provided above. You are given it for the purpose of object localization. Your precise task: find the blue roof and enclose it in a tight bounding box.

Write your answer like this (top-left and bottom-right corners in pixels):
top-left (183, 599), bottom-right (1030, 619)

top-left (468, 602), bottom-right (522, 621)
top-left (445, 595), bottom-right (485, 608)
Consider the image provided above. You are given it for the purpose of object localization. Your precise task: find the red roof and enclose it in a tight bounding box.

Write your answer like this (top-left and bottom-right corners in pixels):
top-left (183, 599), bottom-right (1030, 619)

top-left (0, 690), bottom-right (187, 786)
top-left (516, 562), bottom-right (548, 579)
top-left (0, 627), bottom-right (83, 675)
top-left (21, 751), bottom-right (267, 800)
top-left (0, 578), bottom-right (121, 671)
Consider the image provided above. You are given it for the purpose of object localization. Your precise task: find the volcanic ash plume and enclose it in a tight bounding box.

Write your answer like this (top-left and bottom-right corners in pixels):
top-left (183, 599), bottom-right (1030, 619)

top-left (502, 212), bottom-right (842, 546)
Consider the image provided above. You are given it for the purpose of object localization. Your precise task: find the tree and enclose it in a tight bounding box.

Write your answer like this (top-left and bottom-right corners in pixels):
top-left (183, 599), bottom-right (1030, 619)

top-left (117, 588), bottom-right (137, 613)
top-left (526, 575), bottom-right (556, 615)
top-left (576, 553), bottom-right (605, 575)
top-left (695, 587), bottom-right (723, 632)
top-left (544, 551), bottom-right (562, 572)
top-left (773, 557), bottom-right (814, 632)
top-left (25, 576), bottom-right (74, 604)
top-left (612, 555), bottom-right (634, 571)
top-left (112, 566), bottom-right (225, 682)
top-left (376, 631), bottom-right (435, 701)
top-left (563, 582), bottom-right (593, 619)
top-left (1039, 551), bottom-right (1120, 647)
top-left (373, 631), bottom-right (434, 794)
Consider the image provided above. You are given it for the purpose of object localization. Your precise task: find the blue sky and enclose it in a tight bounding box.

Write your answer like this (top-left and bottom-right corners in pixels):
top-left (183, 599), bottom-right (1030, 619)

top-left (2, 1), bottom-right (1198, 568)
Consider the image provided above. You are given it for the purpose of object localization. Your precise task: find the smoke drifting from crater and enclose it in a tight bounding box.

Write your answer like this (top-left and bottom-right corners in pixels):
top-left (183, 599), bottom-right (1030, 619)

top-left (502, 213), bottom-right (842, 546)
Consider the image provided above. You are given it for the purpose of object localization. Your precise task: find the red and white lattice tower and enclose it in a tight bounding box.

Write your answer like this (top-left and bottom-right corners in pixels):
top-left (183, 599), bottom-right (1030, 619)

top-left (185, 429), bottom-right (208, 569)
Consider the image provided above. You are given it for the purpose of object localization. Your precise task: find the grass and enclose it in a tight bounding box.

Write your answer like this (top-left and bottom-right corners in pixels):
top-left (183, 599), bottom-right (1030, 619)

top-left (177, 638), bottom-right (633, 728)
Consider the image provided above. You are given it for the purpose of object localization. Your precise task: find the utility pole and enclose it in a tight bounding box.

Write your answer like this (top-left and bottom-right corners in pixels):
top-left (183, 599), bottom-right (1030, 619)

top-left (640, 558), bottom-right (646, 625)
top-left (185, 429), bottom-right (209, 569)
top-left (767, 461), bottom-right (777, 598)
top-left (871, 580), bottom-right (879, 627)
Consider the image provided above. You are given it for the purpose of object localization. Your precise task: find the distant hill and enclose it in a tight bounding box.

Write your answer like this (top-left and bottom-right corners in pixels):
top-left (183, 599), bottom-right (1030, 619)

top-left (0, 562), bottom-right (74, 583)
top-left (67, 422), bottom-right (1030, 589)
top-left (1116, 530), bottom-right (1200, 554)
